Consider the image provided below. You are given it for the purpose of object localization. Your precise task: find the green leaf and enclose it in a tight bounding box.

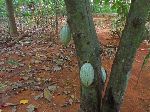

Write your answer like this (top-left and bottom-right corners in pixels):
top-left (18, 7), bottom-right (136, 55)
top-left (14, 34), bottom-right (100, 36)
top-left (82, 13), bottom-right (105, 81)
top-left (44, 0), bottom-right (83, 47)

top-left (7, 59), bottom-right (20, 66)
top-left (111, 3), bottom-right (117, 10)
top-left (104, 0), bottom-right (110, 4)
top-left (93, 0), bottom-right (100, 4)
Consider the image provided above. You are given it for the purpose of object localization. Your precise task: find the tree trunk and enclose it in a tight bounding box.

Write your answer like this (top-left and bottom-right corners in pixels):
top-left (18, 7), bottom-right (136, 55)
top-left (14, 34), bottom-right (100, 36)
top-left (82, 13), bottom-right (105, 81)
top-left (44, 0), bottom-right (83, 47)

top-left (102, 0), bottom-right (150, 112)
top-left (64, 0), bottom-right (103, 112)
top-left (5, 0), bottom-right (18, 36)
top-left (55, 0), bottom-right (59, 38)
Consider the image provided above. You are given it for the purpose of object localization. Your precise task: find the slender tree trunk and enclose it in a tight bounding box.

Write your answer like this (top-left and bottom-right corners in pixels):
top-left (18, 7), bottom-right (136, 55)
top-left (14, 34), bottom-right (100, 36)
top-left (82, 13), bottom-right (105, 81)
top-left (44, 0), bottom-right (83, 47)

top-left (55, 0), bottom-right (59, 38)
top-left (5, 0), bottom-right (18, 36)
top-left (102, 0), bottom-right (150, 112)
top-left (64, 0), bottom-right (103, 112)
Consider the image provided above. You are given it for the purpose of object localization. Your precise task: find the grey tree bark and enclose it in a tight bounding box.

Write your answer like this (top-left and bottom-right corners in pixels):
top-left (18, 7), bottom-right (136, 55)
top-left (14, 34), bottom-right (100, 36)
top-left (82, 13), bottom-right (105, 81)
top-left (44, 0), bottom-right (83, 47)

top-left (102, 0), bottom-right (150, 112)
top-left (5, 0), bottom-right (18, 36)
top-left (64, 0), bottom-right (103, 112)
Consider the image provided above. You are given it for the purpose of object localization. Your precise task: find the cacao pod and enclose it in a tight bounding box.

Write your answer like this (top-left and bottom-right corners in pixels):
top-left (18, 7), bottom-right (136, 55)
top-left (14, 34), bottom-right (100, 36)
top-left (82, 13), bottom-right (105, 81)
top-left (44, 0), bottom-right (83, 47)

top-left (60, 24), bottom-right (71, 46)
top-left (101, 66), bottom-right (106, 83)
top-left (80, 63), bottom-right (94, 87)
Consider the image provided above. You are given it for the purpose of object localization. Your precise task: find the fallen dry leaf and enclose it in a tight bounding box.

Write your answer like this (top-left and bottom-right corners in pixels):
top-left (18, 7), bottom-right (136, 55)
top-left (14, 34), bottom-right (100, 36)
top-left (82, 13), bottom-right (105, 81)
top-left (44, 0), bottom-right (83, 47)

top-left (26, 104), bottom-right (37, 112)
top-left (44, 88), bottom-right (52, 102)
top-left (20, 100), bottom-right (29, 104)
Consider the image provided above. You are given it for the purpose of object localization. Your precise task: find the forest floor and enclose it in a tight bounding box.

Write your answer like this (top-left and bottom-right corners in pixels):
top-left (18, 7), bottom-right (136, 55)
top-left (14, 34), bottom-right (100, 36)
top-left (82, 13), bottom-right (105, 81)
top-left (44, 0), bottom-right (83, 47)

top-left (0, 16), bottom-right (150, 112)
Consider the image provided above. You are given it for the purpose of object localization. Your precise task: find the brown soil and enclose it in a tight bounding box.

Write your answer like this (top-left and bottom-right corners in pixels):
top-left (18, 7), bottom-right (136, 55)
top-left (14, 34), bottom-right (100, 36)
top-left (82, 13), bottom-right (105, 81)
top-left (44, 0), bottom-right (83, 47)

top-left (0, 19), bottom-right (150, 112)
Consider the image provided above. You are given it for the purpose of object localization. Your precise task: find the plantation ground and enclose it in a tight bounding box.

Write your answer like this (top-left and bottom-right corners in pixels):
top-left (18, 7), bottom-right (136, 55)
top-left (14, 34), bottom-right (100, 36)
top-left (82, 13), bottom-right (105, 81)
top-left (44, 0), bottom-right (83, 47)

top-left (0, 17), bottom-right (150, 112)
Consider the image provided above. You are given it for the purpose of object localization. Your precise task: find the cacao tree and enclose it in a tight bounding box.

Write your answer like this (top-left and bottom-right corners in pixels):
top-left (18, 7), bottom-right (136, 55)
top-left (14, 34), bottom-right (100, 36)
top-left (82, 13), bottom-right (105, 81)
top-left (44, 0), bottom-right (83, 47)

top-left (102, 0), bottom-right (150, 111)
top-left (5, 0), bottom-right (18, 36)
top-left (64, 0), bottom-right (102, 111)
top-left (64, 0), bottom-right (150, 112)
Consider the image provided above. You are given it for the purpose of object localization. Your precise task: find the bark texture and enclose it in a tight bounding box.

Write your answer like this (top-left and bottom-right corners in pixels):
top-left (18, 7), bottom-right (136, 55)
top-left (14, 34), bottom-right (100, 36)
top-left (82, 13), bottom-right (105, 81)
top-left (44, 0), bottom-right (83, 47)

top-left (5, 0), bottom-right (18, 36)
top-left (102, 0), bottom-right (150, 112)
top-left (64, 0), bottom-right (103, 112)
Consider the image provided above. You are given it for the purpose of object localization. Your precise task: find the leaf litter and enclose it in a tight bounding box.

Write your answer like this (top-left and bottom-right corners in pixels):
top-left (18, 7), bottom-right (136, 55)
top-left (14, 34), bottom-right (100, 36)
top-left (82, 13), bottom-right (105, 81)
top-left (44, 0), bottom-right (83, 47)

top-left (0, 16), bottom-right (149, 112)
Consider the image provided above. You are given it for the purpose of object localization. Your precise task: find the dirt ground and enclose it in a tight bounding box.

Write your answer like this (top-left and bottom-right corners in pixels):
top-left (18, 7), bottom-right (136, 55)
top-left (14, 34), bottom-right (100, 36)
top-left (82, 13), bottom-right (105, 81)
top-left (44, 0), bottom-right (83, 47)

top-left (0, 17), bottom-right (150, 112)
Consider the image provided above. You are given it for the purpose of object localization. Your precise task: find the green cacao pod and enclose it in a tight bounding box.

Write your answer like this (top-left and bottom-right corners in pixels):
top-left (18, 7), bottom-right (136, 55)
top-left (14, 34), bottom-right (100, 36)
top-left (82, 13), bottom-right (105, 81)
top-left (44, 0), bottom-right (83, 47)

top-left (60, 24), bottom-right (71, 46)
top-left (80, 63), bottom-right (94, 87)
top-left (101, 66), bottom-right (106, 83)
